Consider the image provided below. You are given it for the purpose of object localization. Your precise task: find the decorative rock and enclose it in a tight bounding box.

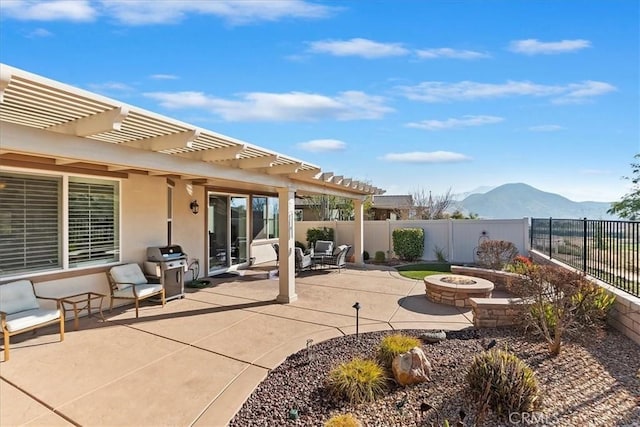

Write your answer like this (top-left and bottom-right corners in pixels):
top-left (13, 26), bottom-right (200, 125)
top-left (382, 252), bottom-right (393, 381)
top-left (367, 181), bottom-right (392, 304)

top-left (391, 347), bottom-right (432, 386)
top-left (420, 330), bottom-right (447, 343)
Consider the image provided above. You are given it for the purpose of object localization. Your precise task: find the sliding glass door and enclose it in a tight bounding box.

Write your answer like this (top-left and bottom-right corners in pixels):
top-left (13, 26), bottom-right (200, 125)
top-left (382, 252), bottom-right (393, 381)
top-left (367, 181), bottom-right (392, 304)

top-left (207, 193), bottom-right (248, 274)
top-left (230, 197), bottom-right (247, 265)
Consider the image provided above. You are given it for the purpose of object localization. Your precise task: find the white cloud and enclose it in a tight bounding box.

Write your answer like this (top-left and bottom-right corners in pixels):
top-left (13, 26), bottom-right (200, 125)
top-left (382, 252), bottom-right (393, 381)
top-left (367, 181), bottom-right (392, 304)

top-left (381, 151), bottom-right (471, 163)
top-left (415, 48), bottom-right (489, 60)
top-left (144, 90), bottom-right (393, 122)
top-left (528, 124), bottom-right (564, 132)
top-left (552, 80), bottom-right (617, 104)
top-left (509, 38), bottom-right (591, 55)
top-left (87, 81), bottom-right (133, 93)
top-left (0, 0), bottom-right (96, 21)
top-left (297, 139), bottom-right (346, 152)
top-left (150, 74), bottom-right (179, 80)
top-left (27, 28), bottom-right (53, 38)
top-left (0, 0), bottom-right (334, 25)
top-left (398, 80), bottom-right (616, 104)
top-left (308, 38), bottom-right (409, 58)
top-left (407, 115), bottom-right (503, 130)
top-left (100, 0), bottom-right (335, 25)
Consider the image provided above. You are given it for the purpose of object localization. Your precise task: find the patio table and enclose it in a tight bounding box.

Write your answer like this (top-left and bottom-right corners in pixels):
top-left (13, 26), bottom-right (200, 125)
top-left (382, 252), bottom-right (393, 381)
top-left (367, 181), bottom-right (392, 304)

top-left (60, 292), bottom-right (106, 331)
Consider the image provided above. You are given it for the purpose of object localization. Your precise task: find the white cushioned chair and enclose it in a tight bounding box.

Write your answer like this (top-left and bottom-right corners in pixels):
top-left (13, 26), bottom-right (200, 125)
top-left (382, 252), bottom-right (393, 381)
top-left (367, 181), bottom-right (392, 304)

top-left (295, 247), bottom-right (313, 273)
top-left (0, 279), bottom-right (64, 361)
top-left (312, 240), bottom-right (334, 256)
top-left (106, 263), bottom-right (165, 318)
top-left (324, 245), bottom-right (352, 272)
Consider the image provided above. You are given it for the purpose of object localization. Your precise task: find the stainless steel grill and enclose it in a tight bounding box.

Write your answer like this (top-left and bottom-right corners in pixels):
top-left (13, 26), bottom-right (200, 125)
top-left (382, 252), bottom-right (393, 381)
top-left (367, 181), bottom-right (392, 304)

top-left (144, 245), bottom-right (187, 302)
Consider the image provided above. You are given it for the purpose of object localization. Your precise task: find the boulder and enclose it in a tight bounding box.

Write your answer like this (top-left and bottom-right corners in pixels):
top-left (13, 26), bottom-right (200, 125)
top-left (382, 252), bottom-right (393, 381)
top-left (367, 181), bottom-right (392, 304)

top-left (392, 347), bottom-right (432, 386)
top-left (420, 330), bottom-right (446, 343)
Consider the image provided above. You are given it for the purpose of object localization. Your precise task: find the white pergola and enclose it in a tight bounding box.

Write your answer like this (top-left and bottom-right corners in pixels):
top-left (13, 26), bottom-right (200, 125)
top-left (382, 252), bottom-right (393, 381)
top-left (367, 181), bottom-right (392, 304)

top-left (0, 63), bottom-right (384, 302)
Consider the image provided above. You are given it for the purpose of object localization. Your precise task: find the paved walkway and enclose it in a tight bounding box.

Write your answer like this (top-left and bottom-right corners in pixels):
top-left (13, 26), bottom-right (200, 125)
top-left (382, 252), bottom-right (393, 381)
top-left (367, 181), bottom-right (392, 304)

top-left (0, 265), bottom-right (473, 426)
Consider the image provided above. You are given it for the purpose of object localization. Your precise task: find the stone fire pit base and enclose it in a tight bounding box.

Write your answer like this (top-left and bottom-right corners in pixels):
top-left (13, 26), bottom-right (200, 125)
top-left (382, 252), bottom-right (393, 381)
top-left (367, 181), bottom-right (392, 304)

top-left (424, 274), bottom-right (494, 308)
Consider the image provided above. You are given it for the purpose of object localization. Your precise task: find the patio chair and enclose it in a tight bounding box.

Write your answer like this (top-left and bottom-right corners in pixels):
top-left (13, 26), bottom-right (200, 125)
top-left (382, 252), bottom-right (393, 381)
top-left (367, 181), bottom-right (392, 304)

top-left (106, 263), bottom-right (165, 318)
top-left (272, 243), bottom-right (279, 266)
top-left (295, 247), bottom-right (313, 273)
top-left (312, 240), bottom-right (334, 256)
top-left (311, 240), bottom-right (334, 265)
top-left (0, 279), bottom-right (65, 361)
top-left (324, 245), bottom-right (352, 272)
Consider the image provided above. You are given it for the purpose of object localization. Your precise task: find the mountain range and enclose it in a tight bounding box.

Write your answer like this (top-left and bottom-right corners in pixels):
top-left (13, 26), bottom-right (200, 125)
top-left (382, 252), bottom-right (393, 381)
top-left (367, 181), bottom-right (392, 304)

top-left (455, 183), bottom-right (619, 219)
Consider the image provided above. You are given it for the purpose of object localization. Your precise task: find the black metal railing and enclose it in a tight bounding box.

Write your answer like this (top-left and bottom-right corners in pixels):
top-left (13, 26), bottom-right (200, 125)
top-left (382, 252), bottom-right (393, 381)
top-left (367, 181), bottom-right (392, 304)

top-left (531, 218), bottom-right (639, 297)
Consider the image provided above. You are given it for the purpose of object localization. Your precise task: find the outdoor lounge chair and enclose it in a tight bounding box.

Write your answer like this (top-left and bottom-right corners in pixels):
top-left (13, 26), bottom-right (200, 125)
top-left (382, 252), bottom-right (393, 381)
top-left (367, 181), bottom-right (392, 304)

top-left (311, 240), bottom-right (334, 265)
top-left (324, 245), bottom-right (352, 272)
top-left (106, 263), bottom-right (165, 318)
top-left (295, 247), bottom-right (313, 273)
top-left (272, 243), bottom-right (279, 266)
top-left (312, 240), bottom-right (334, 256)
top-left (0, 279), bottom-right (65, 361)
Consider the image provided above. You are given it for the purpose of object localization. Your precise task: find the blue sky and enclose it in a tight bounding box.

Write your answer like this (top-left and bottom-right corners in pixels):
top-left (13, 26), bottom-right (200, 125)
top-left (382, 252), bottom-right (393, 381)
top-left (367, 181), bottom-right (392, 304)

top-left (1, 0), bottom-right (638, 202)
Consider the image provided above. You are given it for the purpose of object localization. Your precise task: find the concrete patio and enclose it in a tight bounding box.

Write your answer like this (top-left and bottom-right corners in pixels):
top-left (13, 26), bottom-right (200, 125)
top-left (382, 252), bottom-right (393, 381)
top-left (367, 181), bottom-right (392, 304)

top-left (0, 265), bottom-right (473, 427)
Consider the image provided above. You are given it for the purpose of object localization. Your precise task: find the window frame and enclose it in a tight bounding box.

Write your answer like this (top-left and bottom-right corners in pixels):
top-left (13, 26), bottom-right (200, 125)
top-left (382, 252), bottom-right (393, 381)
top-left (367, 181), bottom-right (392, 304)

top-left (251, 195), bottom-right (279, 241)
top-left (0, 167), bottom-right (121, 280)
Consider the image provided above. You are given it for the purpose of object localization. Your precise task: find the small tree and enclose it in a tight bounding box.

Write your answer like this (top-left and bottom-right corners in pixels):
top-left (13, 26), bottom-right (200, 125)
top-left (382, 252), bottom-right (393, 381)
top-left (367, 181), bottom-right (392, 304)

top-left (510, 265), bottom-right (614, 356)
top-left (608, 153), bottom-right (640, 220)
top-left (410, 187), bottom-right (454, 219)
top-left (475, 240), bottom-right (518, 270)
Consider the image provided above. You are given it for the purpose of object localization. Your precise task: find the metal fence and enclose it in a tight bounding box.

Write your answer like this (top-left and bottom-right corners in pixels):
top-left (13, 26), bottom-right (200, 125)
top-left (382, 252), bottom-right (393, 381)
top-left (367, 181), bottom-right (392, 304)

top-left (531, 218), bottom-right (639, 297)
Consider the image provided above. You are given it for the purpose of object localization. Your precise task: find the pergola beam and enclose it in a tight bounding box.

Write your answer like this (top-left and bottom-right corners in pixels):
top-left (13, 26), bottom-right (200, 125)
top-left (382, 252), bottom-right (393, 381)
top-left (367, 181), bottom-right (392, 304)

top-left (198, 144), bottom-right (247, 162)
top-left (55, 158), bottom-right (78, 165)
top-left (47, 106), bottom-right (129, 137)
top-left (0, 67), bottom-right (11, 103)
top-left (266, 162), bottom-right (303, 175)
top-left (122, 128), bottom-right (201, 152)
top-left (236, 155), bottom-right (280, 169)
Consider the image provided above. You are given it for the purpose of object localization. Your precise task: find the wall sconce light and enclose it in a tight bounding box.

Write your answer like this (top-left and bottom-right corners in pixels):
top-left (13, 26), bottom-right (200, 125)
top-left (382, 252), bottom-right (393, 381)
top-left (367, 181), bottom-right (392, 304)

top-left (190, 200), bottom-right (199, 215)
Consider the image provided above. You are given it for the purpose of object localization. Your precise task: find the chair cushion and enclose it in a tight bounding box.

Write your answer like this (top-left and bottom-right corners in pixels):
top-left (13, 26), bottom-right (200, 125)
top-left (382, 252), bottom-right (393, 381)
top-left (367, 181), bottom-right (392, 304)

top-left (0, 280), bottom-right (39, 315)
top-left (110, 264), bottom-right (148, 290)
top-left (113, 284), bottom-right (163, 299)
top-left (4, 308), bottom-right (60, 332)
top-left (314, 240), bottom-right (334, 255)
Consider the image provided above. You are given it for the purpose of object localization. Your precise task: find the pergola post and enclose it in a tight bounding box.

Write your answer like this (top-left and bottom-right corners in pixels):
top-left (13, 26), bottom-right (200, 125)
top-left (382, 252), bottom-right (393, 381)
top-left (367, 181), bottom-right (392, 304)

top-left (353, 197), bottom-right (365, 265)
top-left (276, 186), bottom-right (297, 303)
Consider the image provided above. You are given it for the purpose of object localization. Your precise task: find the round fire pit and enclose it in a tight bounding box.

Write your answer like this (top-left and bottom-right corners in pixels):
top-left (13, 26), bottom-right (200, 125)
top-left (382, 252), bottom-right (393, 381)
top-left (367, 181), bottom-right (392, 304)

top-left (424, 274), bottom-right (494, 308)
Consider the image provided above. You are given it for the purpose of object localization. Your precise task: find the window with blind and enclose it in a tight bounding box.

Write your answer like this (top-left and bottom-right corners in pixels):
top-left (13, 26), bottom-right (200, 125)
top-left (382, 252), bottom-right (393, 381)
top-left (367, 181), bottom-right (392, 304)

top-left (0, 173), bottom-right (61, 276)
top-left (69, 178), bottom-right (119, 267)
top-left (0, 171), bottom-right (119, 278)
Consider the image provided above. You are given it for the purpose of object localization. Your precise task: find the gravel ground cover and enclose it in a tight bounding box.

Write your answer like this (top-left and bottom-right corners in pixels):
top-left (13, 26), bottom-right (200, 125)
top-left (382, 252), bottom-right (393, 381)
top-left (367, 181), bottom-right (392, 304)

top-left (230, 327), bottom-right (639, 426)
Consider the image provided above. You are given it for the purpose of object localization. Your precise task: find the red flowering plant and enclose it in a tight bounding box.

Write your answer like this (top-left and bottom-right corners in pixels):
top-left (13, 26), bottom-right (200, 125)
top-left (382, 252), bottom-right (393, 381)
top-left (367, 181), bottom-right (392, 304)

top-left (505, 255), bottom-right (535, 274)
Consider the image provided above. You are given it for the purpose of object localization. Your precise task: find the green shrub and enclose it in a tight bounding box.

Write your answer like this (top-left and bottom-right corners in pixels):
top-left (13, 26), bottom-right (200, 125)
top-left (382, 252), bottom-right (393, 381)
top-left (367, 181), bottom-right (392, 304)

top-left (363, 251), bottom-right (370, 261)
top-left (572, 283), bottom-right (616, 327)
top-left (377, 334), bottom-right (422, 367)
top-left (392, 228), bottom-right (424, 261)
top-left (374, 251), bottom-right (386, 263)
top-left (504, 255), bottom-right (535, 275)
top-left (433, 245), bottom-right (448, 262)
top-left (324, 413), bottom-right (362, 427)
top-left (326, 358), bottom-right (386, 403)
top-left (467, 348), bottom-right (540, 419)
top-left (307, 227), bottom-right (335, 248)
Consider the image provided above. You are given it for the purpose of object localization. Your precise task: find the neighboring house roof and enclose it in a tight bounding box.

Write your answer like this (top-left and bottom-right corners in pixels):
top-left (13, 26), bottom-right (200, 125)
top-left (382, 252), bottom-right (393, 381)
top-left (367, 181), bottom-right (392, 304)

top-left (0, 63), bottom-right (383, 197)
top-left (372, 195), bottom-right (413, 209)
